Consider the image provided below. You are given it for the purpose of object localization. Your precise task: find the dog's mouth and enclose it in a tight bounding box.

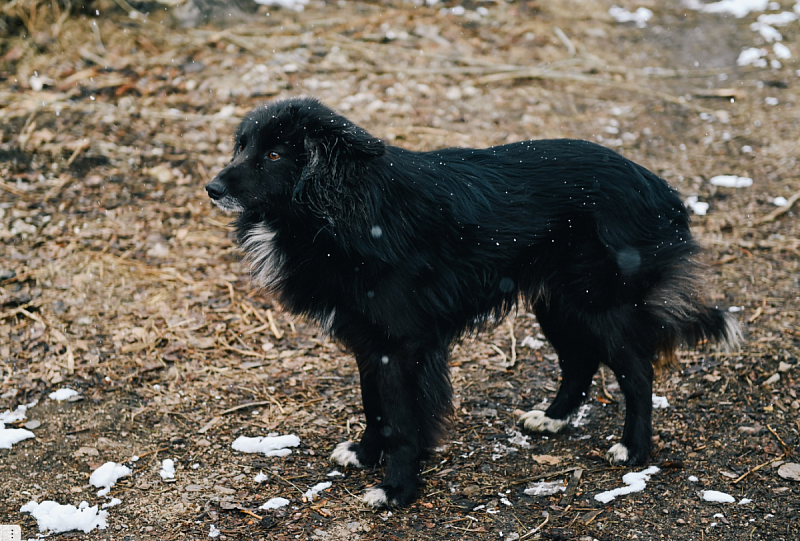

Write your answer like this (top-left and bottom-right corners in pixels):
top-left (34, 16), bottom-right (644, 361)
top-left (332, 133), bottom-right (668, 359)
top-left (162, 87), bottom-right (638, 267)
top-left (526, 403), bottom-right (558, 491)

top-left (209, 195), bottom-right (245, 213)
top-left (206, 178), bottom-right (245, 213)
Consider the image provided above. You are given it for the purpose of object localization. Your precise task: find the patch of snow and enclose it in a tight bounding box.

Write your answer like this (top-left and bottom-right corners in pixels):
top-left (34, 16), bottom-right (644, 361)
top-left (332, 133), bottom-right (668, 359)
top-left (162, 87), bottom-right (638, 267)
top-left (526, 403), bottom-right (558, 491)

top-left (101, 498), bottom-right (122, 509)
top-left (209, 524), bottom-right (221, 538)
top-left (571, 403), bottom-right (592, 427)
top-left (594, 466), bottom-right (660, 503)
top-left (159, 458), bottom-right (175, 479)
top-left (739, 498), bottom-right (752, 504)
top-left (750, 21), bottom-right (783, 41)
top-left (737, 47), bottom-right (768, 67)
top-left (686, 196), bottom-right (709, 216)
top-left (773, 196), bottom-right (789, 206)
top-left (688, 475), bottom-right (699, 482)
top-left (765, 97), bottom-right (779, 106)
top-left (20, 500), bottom-right (108, 534)
top-left (773, 42), bottom-right (792, 59)
top-left (757, 11), bottom-right (797, 25)
top-left (521, 336), bottom-right (545, 349)
top-left (327, 470), bottom-right (344, 477)
top-left (652, 395), bottom-right (670, 408)
top-left (701, 490), bottom-right (736, 503)
top-left (609, 6), bottom-right (654, 27)
top-left (260, 497), bottom-right (290, 510)
top-left (232, 434), bottom-right (300, 457)
top-left (0, 425), bottom-right (35, 449)
top-left (89, 462), bottom-right (132, 497)
top-left (440, 6), bottom-right (466, 16)
top-left (216, 105), bottom-right (236, 118)
top-left (524, 480), bottom-right (566, 496)
top-left (253, 0), bottom-right (309, 12)
top-left (508, 430), bottom-right (531, 448)
top-left (492, 441), bottom-right (517, 460)
top-left (254, 472), bottom-right (269, 482)
top-left (303, 481), bottom-right (332, 502)
top-left (697, 0), bottom-right (769, 18)
top-left (710, 175), bottom-right (753, 188)
top-left (49, 388), bottom-right (79, 401)
top-left (0, 400), bottom-right (37, 423)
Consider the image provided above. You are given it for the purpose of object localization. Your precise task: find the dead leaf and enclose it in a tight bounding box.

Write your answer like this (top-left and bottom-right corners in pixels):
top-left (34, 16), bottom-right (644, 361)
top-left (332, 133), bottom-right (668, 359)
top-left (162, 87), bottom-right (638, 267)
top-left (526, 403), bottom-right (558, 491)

top-left (531, 454), bottom-right (562, 465)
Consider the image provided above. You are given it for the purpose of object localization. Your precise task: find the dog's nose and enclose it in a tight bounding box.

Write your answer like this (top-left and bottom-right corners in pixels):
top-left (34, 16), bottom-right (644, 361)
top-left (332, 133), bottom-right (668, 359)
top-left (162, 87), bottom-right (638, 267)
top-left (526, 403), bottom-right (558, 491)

top-left (205, 179), bottom-right (227, 199)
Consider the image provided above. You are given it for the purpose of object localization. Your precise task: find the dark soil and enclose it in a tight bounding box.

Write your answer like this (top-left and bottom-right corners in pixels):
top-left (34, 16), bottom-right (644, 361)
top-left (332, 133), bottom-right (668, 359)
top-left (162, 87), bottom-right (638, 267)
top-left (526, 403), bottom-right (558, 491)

top-left (1, 1), bottom-right (798, 540)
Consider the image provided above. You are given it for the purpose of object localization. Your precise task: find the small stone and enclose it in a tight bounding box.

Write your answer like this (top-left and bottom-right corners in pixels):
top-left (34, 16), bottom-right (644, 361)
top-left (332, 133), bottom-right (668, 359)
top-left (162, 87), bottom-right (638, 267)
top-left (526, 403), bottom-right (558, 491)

top-left (777, 463), bottom-right (800, 482)
top-left (763, 373), bottom-right (780, 386)
top-left (778, 361), bottom-right (791, 373)
top-left (738, 424), bottom-right (764, 435)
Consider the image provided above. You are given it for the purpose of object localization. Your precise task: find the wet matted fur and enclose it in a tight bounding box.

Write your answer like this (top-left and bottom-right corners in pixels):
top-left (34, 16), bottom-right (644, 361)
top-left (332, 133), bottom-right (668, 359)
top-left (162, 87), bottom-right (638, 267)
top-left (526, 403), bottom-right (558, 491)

top-left (205, 97), bottom-right (740, 507)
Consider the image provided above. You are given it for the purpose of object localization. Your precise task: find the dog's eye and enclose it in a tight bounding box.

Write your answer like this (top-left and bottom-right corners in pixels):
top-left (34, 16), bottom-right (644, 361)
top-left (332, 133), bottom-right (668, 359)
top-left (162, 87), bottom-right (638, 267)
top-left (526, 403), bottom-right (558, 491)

top-left (268, 151), bottom-right (281, 161)
top-left (238, 143), bottom-right (246, 153)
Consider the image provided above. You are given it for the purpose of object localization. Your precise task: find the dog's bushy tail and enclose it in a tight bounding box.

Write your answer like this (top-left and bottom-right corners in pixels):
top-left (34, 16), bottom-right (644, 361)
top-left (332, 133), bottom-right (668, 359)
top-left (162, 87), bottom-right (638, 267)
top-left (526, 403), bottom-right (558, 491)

top-left (647, 263), bottom-right (743, 368)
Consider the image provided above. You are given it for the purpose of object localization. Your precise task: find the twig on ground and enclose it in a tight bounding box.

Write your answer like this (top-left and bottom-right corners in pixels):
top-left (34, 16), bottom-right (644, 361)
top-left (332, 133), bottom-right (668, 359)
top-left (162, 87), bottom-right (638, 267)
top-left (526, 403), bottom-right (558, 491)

top-left (553, 26), bottom-right (576, 56)
top-left (219, 400), bottom-right (273, 416)
top-left (135, 447), bottom-right (170, 459)
top-left (756, 188), bottom-right (800, 224)
top-left (731, 453), bottom-right (786, 484)
top-left (600, 367), bottom-right (615, 402)
top-left (266, 309), bottom-right (284, 340)
top-left (240, 509), bottom-right (263, 521)
top-left (520, 513), bottom-right (549, 540)
top-left (560, 468), bottom-right (583, 507)
top-left (508, 319), bottom-right (517, 368)
top-left (767, 425), bottom-right (790, 453)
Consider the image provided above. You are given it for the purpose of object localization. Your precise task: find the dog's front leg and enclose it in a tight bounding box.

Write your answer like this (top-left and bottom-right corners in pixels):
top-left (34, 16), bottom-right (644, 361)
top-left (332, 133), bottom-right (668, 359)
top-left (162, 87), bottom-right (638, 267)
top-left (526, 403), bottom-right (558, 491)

top-left (331, 352), bottom-right (387, 469)
top-left (368, 344), bottom-right (453, 507)
top-left (334, 344), bottom-right (452, 507)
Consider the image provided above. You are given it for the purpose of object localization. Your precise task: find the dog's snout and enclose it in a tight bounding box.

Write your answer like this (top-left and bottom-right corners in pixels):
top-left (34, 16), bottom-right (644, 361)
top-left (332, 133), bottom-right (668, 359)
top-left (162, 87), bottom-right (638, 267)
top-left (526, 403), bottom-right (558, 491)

top-left (205, 179), bottom-right (227, 200)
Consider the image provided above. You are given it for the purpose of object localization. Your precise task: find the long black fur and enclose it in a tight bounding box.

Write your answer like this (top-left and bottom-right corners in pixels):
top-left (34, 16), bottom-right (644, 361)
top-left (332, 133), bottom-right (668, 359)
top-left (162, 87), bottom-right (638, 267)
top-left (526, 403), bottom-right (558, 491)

top-left (205, 97), bottom-right (740, 507)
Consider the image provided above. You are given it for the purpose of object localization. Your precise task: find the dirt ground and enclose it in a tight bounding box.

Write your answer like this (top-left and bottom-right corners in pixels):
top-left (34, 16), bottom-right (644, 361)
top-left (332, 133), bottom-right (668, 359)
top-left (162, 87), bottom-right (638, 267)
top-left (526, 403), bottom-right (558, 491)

top-left (1, 0), bottom-right (799, 539)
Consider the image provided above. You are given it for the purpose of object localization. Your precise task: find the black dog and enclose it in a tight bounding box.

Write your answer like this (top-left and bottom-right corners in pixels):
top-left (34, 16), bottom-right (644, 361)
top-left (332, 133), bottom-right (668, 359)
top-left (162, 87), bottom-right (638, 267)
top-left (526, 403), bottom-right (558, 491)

top-left (206, 97), bottom-right (740, 507)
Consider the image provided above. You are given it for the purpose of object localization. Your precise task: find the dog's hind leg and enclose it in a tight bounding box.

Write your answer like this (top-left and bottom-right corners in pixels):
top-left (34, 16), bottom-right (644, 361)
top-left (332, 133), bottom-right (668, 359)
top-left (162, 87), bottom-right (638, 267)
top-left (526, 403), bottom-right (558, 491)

top-left (331, 352), bottom-right (386, 469)
top-left (519, 300), bottom-right (601, 434)
top-left (604, 352), bottom-right (654, 465)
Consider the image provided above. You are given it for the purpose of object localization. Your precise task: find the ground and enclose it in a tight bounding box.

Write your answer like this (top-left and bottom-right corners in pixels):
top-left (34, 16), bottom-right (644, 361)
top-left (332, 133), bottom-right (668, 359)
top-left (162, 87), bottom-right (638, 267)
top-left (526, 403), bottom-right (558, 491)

top-left (1, 0), bottom-right (799, 540)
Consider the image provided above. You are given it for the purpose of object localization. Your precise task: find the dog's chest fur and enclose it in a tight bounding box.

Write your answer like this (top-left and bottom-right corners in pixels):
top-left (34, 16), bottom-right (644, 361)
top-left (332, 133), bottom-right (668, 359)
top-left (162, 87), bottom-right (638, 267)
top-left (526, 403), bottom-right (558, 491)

top-left (240, 223), bottom-right (281, 287)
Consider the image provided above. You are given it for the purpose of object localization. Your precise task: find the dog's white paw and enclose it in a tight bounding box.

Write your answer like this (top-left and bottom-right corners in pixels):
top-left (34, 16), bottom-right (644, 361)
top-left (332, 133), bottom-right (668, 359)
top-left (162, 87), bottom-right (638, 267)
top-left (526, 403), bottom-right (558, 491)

top-left (518, 410), bottom-right (569, 433)
top-left (606, 443), bottom-right (629, 464)
top-left (331, 441), bottom-right (363, 468)
top-left (363, 487), bottom-right (388, 508)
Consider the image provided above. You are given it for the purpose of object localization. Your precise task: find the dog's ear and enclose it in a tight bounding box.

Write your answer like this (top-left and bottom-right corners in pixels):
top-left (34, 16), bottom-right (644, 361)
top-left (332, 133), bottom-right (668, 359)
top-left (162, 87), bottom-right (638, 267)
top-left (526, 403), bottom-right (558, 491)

top-left (294, 116), bottom-right (386, 217)
top-left (301, 123), bottom-right (385, 183)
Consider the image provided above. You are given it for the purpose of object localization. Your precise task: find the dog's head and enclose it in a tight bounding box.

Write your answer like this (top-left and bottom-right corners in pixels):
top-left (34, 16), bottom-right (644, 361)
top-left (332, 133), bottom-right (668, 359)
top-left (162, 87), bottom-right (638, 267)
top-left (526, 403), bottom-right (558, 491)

top-left (205, 97), bottom-right (385, 215)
